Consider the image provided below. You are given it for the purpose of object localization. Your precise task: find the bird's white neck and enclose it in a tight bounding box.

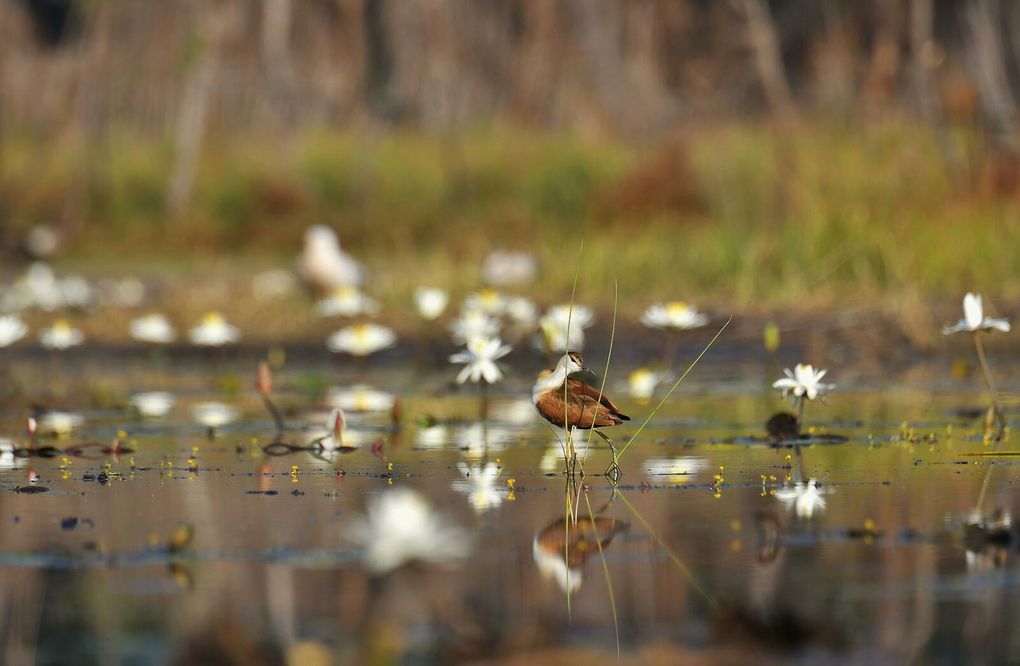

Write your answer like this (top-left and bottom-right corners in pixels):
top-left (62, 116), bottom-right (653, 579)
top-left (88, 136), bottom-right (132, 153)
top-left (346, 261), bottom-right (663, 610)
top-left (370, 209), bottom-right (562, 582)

top-left (531, 366), bottom-right (567, 404)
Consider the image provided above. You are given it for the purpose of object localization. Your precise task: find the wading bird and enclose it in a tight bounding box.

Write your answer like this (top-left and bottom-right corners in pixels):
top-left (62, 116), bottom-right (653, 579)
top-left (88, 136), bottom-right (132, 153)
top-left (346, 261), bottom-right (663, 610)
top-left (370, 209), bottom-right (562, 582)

top-left (532, 352), bottom-right (630, 478)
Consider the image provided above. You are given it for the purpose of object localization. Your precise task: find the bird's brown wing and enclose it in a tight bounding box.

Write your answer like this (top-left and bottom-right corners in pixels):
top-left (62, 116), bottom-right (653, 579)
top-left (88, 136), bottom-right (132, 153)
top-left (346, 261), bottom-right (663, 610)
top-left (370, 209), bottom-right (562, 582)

top-left (567, 379), bottom-right (630, 421)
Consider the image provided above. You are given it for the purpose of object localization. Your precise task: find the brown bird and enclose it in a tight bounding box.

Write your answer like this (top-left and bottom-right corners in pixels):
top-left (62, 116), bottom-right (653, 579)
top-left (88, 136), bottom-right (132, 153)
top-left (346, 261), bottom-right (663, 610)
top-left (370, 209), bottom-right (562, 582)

top-left (532, 352), bottom-right (630, 477)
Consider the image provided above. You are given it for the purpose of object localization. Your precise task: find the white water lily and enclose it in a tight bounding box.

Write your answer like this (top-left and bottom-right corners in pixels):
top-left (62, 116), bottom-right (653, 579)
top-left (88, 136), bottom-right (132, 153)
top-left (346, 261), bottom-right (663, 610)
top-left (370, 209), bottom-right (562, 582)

top-left (643, 456), bottom-right (709, 482)
top-left (348, 488), bottom-right (471, 574)
top-left (463, 289), bottom-right (507, 316)
top-left (483, 250), bottom-right (537, 287)
top-left (450, 310), bottom-right (501, 344)
top-left (628, 368), bottom-right (661, 400)
top-left (416, 424), bottom-right (450, 449)
top-left (298, 225), bottom-right (364, 290)
top-left (326, 385), bottom-right (396, 412)
top-left (131, 391), bottom-right (176, 418)
top-left (315, 285), bottom-right (380, 317)
top-left (326, 323), bottom-right (396, 356)
top-left (505, 296), bottom-right (538, 327)
top-left (41, 411), bottom-right (84, 436)
top-left (192, 402), bottom-right (240, 429)
top-left (451, 462), bottom-right (506, 513)
top-left (0, 315), bottom-right (28, 347)
top-left (943, 293), bottom-right (1011, 335)
top-left (188, 312), bottom-right (240, 346)
top-left (450, 336), bottom-right (512, 384)
top-left (0, 439), bottom-right (18, 470)
top-left (39, 320), bottom-right (84, 350)
top-left (775, 479), bottom-right (829, 519)
top-left (641, 301), bottom-right (709, 330)
top-left (773, 364), bottom-right (833, 401)
top-left (539, 304), bottom-right (594, 353)
top-left (414, 287), bottom-right (449, 320)
top-left (129, 313), bottom-right (176, 344)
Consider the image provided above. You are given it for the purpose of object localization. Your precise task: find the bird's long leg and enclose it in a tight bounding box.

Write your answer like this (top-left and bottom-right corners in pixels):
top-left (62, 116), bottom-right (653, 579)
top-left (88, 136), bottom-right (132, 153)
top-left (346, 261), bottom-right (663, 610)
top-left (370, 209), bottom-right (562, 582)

top-left (594, 429), bottom-right (622, 485)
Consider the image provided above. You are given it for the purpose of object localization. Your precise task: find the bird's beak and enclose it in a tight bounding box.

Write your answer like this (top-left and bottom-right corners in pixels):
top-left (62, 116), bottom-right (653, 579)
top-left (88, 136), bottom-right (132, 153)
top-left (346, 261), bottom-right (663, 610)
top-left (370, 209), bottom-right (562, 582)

top-left (568, 367), bottom-right (599, 385)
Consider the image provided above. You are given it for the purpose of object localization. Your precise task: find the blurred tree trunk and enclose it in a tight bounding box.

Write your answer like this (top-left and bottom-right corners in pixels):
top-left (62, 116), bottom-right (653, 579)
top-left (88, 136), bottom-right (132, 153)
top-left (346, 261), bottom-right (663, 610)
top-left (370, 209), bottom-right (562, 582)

top-left (962, 0), bottom-right (1016, 148)
top-left (909, 0), bottom-right (938, 119)
top-left (863, 0), bottom-right (903, 106)
top-left (261, 0), bottom-right (296, 127)
top-left (166, 0), bottom-right (238, 215)
top-left (739, 0), bottom-right (797, 120)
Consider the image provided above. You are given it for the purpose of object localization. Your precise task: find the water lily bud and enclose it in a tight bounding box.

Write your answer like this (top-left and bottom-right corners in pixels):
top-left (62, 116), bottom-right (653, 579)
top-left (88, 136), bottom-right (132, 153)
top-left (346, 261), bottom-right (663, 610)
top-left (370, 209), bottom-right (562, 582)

top-left (763, 321), bottom-right (780, 353)
top-left (256, 361), bottom-right (273, 396)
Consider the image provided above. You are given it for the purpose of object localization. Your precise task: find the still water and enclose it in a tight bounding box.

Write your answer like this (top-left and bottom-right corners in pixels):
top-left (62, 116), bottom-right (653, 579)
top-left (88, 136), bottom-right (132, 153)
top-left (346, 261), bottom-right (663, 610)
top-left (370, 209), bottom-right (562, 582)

top-left (0, 351), bottom-right (1017, 665)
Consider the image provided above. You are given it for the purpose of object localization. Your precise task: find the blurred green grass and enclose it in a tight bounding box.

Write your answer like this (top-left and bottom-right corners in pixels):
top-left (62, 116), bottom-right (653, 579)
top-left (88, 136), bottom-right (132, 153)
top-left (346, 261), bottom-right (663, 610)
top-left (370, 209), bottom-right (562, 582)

top-left (2, 119), bottom-right (1018, 340)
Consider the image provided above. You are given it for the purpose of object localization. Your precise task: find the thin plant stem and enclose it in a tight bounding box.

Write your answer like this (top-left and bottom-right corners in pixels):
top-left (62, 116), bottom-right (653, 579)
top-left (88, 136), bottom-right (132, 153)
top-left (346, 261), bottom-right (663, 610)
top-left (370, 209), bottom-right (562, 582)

top-left (618, 317), bottom-right (731, 460)
top-left (563, 237), bottom-right (584, 474)
top-left (973, 332), bottom-right (1006, 436)
top-left (617, 491), bottom-right (718, 610)
top-left (261, 394), bottom-right (285, 434)
top-left (582, 280), bottom-right (618, 469)
top-left (796, 397), bottom-right (805, 431)
top-left (661, 329), bottom-right (680, 373)
top-left (583, 489), bottom-right (620, 657)
top-left (478, 381), bottom-right (489, 422)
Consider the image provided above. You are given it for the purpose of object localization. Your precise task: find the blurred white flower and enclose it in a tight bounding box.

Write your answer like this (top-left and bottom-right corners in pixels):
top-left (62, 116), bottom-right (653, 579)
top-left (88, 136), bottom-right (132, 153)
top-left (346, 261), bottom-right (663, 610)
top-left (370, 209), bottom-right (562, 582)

top-left (450, 336), bottom-right (512, 384)
top-left (108, 278), bottom-right (146, 308)
top-left (775, 479), bottom-right (829, 519)
top-left (628, 368), bottom-right (661, 400)
top-left (0, 439), bottom-right (18, 470)
top-left (0, 315), bottom-right (28, 347)
top-left (18, 263), bottom-right (63, 311)
top-left (491, 398), bottom-right (538, 424)
top-left (252, 269), bottom-right (298, 301)
top-left (326, 385), bottom-right (396, 412)
top-left (944, 293), bottom-right (1011, 335)
top-left (316, 285), bottom-right (380, 317)
top-left (450, 310), bottom-right (501, 344)
top-left (451, 462), bottom-right (506, 513)
top-left (773, 364), bottom-right (833, 401)
top-left (539, 304), bottom-right (593, 352)
top-left (326, 323), bottom-right (396, 356)
top-left (348, 488), bottom-right (471, 574)
top-left (505, 296), bottom-right (538, 327)
top-left (129, 313), bottom-right (176, 344)
top-left (192, 402), bottom-right (239, 429)
top-left (189, 312), bottom-right (240, 346)
top-left (643, 456), bottom-right (709, 482)
top-left (39, 320), bottom-right (84, 350)
top-left (463, 289), bottom-right (507, 316)
top-left (41, 411), bottom-right (84, 436)
top-left (414, 287), bottom-right (449, 320)
top-left (641, 302), bottom-right (709, 330)
top-left (453, 423), bottom-right (508, 459)
top-left (58, 275), bottom-right (94, 309)
top-left (131, 391), bottom-right (175, 418)
top-left (483, 250), bottom-right (537, 287)
top-left (298, 225), bottom-right (364, 291)
top-left (415, 424), bottom-right (450, 449)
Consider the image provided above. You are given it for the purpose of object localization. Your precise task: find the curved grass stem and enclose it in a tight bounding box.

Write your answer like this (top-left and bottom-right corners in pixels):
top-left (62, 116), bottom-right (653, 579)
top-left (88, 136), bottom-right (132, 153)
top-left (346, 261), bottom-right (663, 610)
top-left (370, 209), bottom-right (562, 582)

top-left (618, 316), bottom-right (732, 460)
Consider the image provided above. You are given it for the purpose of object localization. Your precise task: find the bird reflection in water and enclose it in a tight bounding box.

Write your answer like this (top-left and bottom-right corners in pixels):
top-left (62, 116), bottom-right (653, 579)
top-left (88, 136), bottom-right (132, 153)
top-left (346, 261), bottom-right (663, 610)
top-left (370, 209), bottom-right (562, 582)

top-left (532, 491), bottom-right (628, 593)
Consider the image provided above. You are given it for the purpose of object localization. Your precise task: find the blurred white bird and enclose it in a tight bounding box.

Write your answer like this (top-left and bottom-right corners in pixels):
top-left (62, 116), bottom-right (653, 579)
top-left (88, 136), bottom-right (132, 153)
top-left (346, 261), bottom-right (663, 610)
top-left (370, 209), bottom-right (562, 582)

top-left (297, 225), bottom-right (364, 293)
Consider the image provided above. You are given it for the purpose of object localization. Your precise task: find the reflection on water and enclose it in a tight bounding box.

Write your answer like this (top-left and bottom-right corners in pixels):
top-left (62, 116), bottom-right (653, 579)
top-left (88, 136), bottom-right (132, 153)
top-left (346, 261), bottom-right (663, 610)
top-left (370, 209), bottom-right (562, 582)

top-left (0, 359), bottom-right (1017, 664)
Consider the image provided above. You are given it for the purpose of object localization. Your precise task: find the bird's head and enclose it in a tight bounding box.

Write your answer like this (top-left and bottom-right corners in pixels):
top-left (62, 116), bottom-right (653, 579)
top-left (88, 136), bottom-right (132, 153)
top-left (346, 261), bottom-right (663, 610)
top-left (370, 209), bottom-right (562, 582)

top-left (561, 351), bottom-right (597, 384)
